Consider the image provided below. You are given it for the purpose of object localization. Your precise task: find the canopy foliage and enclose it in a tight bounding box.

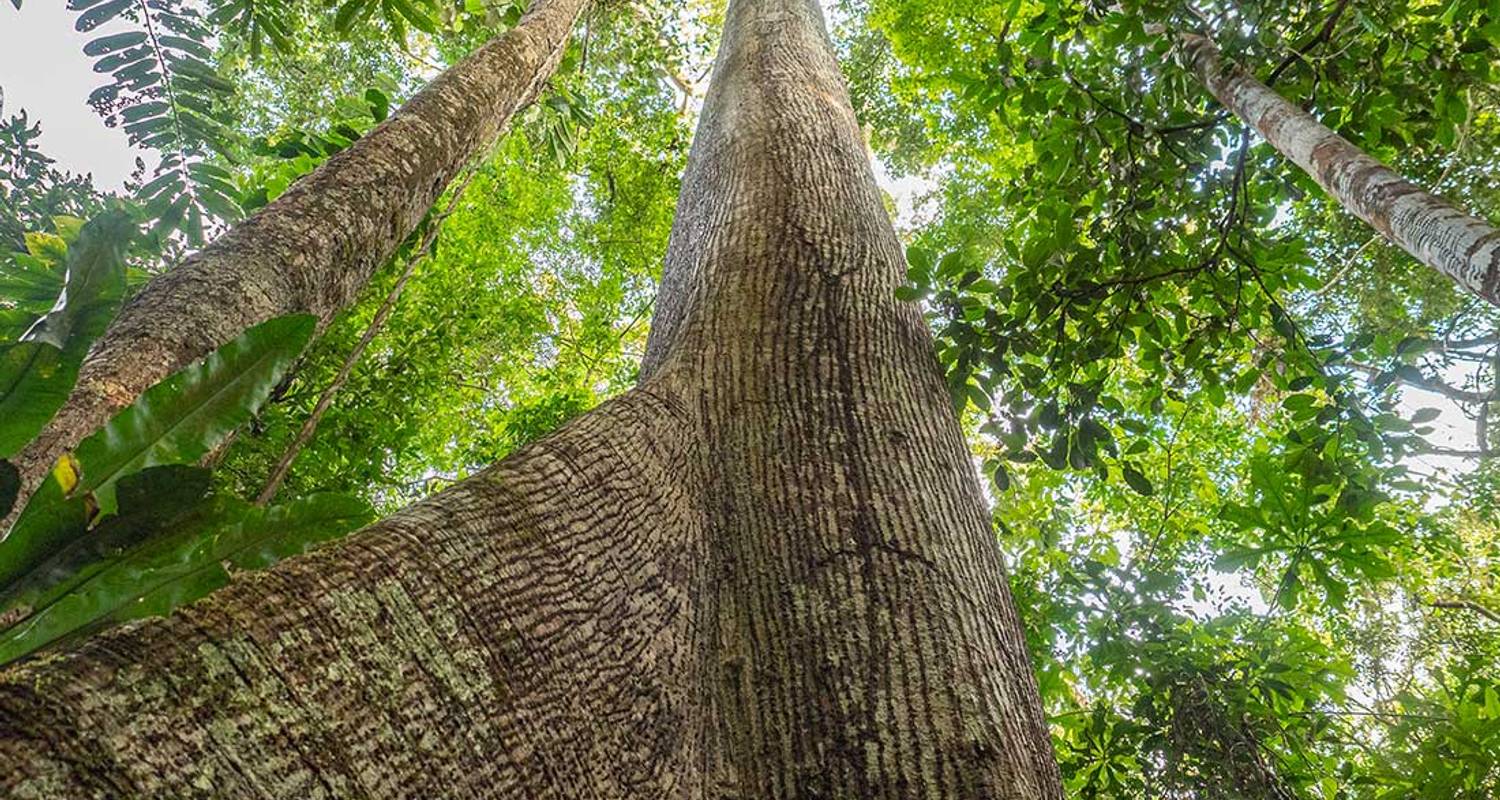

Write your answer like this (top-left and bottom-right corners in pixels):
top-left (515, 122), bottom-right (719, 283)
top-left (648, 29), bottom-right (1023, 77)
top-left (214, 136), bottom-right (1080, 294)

top-left (1, 0), bottom-right (1496, 796)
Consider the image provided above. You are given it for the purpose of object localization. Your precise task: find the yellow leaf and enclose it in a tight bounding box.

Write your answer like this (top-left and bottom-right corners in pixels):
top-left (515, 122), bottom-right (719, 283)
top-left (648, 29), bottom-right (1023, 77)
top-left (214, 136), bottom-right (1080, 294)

top-left (23, 231), bottom-right (68, 267)
top-left (52, 453), bottom-right (80, 495)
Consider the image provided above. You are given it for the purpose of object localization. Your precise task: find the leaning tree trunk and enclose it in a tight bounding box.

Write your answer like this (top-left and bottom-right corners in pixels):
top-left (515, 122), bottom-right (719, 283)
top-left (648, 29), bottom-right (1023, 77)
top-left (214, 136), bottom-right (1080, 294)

top-left (1180, 32), bottom-right (1500, 307)
top-left (1, 0), bottom-right (589, 537)
top-left (0, 0), bottom-right (1063, 796)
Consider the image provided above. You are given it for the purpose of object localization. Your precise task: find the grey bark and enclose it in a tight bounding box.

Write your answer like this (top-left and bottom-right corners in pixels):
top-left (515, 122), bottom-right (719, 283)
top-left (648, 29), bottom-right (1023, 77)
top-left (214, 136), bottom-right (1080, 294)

top-left (0, 0), bottom-right (1063, 796)
top-left (3, 0), bottom-right (590, 537)
top-left (1180, 32), bottom-right (1500, 307)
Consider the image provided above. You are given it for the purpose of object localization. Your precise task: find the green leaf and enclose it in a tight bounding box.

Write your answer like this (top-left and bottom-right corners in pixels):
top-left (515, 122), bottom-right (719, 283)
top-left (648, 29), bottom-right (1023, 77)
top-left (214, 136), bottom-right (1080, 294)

top-left (23, 231), bottom-right (67, 264)
top-left (92, 44), bottom-right (149, 73)
top-left (991, 461), bottom-right (1011, 492)
top-left (120, 492), bottom-right (372, 620)
top-left (1410, 407), bottom-right (1442, 424)
top-left (0, 211), bottom-right (133, 457)
top-left (18, 209), bottom-right (133, 350)
top-left (906, 246), bottom-right (935, 279)
top-left (0, 465), bottom-right (211, 619)
top-left (0, 256), bottom-right (67, 332)
top-left (71, 314), bottom-right (316, 516)
top-left (387, 0), bottom-right (437, 34)
top-left (0, 492), bottom-right (371, 665)
top-left (0, 346), bottom-right (72, 461)
top-left (75, 0), bottom-right (132, 32)
top-left (119, 101), bottom-right (170, 123)
top-left (157, 34), bottom-right (212, 60)
top-left (364, 87), bottom-right (390, 122)
top-left (334, 0), bottom-right (370, 31)
top-left (217, 492), bottom-right (374, 572)
top-left (1122, 463), bottom-right (1154, 496)
top-left (82, 30), bottom-right (147, 56)
top-left (0, 474), bottom-right (90, 591)
top-left (1039, 432), bottom-right (1069, 470)
top-left (0, 461), bottom-right (17, 521)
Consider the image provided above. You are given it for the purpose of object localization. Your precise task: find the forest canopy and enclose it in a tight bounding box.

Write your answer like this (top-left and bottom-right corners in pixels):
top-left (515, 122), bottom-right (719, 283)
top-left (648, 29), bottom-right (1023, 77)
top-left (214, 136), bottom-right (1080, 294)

top-left (0, 0), bottom-right (1497, 797)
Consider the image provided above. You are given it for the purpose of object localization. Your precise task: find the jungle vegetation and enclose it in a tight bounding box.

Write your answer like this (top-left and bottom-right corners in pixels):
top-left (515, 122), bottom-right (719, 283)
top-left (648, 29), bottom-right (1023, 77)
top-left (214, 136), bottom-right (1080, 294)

top-left (0, 0), bottom-right (1497, 796)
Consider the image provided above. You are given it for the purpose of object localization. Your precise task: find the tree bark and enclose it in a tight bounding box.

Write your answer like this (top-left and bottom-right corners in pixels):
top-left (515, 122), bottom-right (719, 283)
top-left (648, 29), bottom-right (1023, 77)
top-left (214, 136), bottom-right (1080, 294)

top-left (1180, 32), bottom-right (1500, 307)
top-left (0, 0), bottom-right (1063, 796)
top-left (3, 0), bottom-right (590, 537)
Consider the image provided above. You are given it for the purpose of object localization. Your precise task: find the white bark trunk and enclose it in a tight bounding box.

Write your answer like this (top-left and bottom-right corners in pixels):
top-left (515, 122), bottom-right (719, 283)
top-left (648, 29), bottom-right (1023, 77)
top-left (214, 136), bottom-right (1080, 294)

top-left (1181, 32), bottom-right (1500, 306)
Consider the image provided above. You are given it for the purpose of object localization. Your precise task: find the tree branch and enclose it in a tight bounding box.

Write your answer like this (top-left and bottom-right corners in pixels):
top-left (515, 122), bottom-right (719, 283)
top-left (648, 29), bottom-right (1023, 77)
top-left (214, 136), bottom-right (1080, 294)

top-left (1429, 598), bottom-right (1500, 624)
top-left (1264, 0), bottom-right (1353, 88)
top-left (1347, 362), bottom-right (1490, 404)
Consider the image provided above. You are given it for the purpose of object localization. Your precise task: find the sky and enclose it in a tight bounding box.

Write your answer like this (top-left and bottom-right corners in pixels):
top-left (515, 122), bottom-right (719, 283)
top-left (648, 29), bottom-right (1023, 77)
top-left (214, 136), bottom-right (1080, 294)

top-left (0, 2), bottom-right (141, 190)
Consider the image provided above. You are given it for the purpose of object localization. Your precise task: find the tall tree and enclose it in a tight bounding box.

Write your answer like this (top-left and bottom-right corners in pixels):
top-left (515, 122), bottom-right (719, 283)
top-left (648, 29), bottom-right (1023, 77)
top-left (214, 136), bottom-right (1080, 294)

top-left (1, 0), bottom-right (589, 537)
top-left (0, 0), bottom-right (1062, 795)
top-left (1178, 30), bottom-right (1500, 308)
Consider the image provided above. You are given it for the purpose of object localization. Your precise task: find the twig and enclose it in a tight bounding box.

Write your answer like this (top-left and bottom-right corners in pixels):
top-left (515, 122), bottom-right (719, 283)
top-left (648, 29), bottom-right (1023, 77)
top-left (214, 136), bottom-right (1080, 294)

top-left (1410, 445), bottom-right (1499, 460)
top-left (1313, 235), bottom-right (1379, 296)
top-left (1344, 361), bottom-right (1490, 404)
top-left (1429, 598), bottom-right (1500, 624)
top-left (1264, 0), bottom-right (1353, 88)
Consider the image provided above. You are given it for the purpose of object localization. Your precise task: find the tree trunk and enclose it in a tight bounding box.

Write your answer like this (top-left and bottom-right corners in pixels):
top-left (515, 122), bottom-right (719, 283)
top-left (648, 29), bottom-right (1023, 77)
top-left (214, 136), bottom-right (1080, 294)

top-left (1180, 32), bottom-right (1500, 307)
top-left (0, 0), bottom-right (1063, 796)
top-left (2, 0), bottom-right (589, 537)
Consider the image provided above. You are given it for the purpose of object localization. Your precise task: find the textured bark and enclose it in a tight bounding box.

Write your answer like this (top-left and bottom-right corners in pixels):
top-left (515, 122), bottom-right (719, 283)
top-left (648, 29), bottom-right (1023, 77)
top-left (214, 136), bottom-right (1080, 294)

top-left (1, 390), bottom-right (710, 797)
top-left (0, 0), bottom-right (1063, 796)
top-left (3, 0), bottom-right (589, 537)
top-left (641, 0), bottom-right (1060, 793)
top-left (1181, 33), bottom-right (1500, 307)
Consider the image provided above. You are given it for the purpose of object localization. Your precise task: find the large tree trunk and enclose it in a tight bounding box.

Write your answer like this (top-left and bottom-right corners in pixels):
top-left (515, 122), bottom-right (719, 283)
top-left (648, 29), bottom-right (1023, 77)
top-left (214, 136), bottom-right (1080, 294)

top-left (2, 0), bottom-right (589, 537)
top-left (0, 0), bottom-right (1062, 796)
top-left (1180, 32), bottom-right (1500, 307)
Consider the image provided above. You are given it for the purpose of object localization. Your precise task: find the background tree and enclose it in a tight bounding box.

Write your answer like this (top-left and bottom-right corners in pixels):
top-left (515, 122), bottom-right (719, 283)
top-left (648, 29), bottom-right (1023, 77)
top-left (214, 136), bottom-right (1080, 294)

top-left (1, 0), bottom-right (590, 535)
top-left (836, 0), bottom-right (1500, 795)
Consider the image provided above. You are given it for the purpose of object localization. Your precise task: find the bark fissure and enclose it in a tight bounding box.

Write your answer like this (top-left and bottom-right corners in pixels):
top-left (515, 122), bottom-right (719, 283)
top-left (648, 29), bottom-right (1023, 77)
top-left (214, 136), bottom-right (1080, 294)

top-left (2, 0), bottom-right (1062, 795)
top-left (1180, 32), bottom-right (1500, 307)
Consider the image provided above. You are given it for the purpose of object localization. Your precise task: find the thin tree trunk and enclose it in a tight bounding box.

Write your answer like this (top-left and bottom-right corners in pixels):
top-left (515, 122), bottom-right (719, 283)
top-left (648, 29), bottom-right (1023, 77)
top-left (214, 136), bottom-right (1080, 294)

top-left (0, 0), bottom-right (1062, 796)
top-left (1180, 32), bottom-right (1500, 307)
top-left (2, 0), bottom-right (589, 537)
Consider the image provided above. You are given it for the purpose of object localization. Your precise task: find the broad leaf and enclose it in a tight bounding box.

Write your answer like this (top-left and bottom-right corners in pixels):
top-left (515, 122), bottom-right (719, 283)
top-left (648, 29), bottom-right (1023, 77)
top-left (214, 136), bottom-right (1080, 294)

top-left (0, 313), bottom-right (314, 582)
top-left (71, 314), bottom-right (316, 515)
top-left (0, 492), bottom-right (372, 665)
top-left (0, 344), bottom-right (71, 457)
top-left (1122, 463), bottom-right (1154, 497)
top-left (0, 210), bottom-right (133, 457)
top-left (0, 475), bottom-right (89, 590)
top-left (0, 465), bottom-right (212, 619)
